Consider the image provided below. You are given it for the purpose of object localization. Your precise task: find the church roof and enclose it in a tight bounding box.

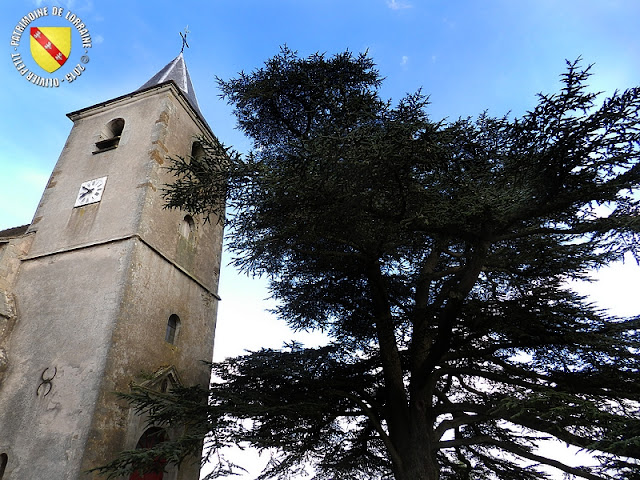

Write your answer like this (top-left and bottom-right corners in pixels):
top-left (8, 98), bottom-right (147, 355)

top-left (136, 52), bottom-right (205, 122)
top-left (68, 52), bottom-right (213, 138)
top-left (0, 224), bottom-right (29, 240)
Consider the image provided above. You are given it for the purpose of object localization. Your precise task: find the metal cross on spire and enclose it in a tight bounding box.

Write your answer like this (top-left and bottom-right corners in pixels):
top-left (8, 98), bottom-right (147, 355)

top-left (180, 26), bottom-right (190, 53)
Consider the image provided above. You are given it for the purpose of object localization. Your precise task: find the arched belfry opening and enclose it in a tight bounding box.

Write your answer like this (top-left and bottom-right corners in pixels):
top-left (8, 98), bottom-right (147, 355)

top-left (94, 117), bottom-right (125, 153)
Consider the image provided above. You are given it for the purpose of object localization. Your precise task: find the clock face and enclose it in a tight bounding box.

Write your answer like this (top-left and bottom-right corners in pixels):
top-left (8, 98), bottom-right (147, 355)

top-left (74, 176), bottom-right (107, 207)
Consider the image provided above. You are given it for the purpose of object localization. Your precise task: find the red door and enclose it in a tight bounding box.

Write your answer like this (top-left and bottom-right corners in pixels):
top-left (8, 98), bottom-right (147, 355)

top-left (129, 428), bottom-right (168, 480)
top-left (130, 469), bottom-right (164, 480)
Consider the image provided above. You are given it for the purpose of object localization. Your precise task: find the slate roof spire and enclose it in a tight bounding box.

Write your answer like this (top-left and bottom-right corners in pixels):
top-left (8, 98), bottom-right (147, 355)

top-left (136, 52), bottom-right (205, 121)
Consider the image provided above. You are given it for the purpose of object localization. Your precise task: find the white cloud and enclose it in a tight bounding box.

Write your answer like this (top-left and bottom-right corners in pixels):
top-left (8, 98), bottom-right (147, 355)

top-left (401, 55), bottom-right (409, 66)
top-left (387, 0), bottom-right (412, 10)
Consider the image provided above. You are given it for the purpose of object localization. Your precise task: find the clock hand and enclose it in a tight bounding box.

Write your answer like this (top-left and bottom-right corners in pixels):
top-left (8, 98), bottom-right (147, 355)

top-left (79, 187), bottom-right (94, 198)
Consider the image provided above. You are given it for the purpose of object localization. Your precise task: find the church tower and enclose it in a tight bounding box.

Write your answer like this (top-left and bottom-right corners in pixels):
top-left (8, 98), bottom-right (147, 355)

top-left (0, 53), bottom-right (223, 479)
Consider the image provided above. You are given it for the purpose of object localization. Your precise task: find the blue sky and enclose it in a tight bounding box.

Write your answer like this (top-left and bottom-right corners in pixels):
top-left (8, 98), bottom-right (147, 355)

top-left (1, 1), bottom-right (639, 474)
top-left (2, 0), bottom-right (639, 230)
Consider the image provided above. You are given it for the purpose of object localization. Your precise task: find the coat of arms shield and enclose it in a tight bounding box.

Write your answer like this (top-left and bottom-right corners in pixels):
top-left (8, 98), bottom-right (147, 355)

top-left (30, 27), bottom-right (71, 73)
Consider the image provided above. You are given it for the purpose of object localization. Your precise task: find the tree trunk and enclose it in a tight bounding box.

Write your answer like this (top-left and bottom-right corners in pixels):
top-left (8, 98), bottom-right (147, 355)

top-left (390, 403), bottom-right (440, 480)
top-left (394, 459), bottom-right (440, 480)
top-left (392, 442), bottom-right (440, 480)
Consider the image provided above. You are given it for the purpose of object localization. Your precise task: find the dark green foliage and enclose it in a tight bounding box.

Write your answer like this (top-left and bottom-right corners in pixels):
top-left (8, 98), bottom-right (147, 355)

top-left (103, 48), bottom-right (640, 479)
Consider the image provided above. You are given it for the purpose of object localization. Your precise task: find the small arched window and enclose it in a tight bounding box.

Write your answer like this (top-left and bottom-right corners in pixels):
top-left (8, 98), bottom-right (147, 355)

top-left (0, 453), bottom-right (8, 479)
top-left (94, 118), bottom-right (125, 153)
top-left (179, 214), bottom-right (195, 238)
top-left (165, 314), bottom-right (180, 345)
top-left (191, 141), bottom-right (205, 162)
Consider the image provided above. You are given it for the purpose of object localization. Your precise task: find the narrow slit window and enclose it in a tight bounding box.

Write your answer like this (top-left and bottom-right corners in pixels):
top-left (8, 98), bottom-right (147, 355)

top-left (0, 453), bottom-right (7, 479)
top-left (179, 214), bottom-right (195, 238)
top-left (191, 141), bottom-right (205, 162)
top-left (165, 314), bottom-right (180, 344)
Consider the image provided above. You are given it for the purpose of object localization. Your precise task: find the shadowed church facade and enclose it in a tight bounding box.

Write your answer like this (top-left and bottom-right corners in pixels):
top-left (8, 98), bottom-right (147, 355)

top-left (0, 53), bottom-right (223, 479)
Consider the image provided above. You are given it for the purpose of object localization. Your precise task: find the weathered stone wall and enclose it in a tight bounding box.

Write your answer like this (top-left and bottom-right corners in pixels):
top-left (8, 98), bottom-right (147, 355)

top-left (0, 239), bottom-right (132, 478)
top-left (80, 238), bottom-right (217, 478)
top-left (0, 233), bottom-right (34, 385)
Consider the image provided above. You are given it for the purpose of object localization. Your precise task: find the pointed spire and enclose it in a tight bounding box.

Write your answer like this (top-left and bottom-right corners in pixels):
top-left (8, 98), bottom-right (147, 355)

top-left (136, 52), bottom-right (204, 121)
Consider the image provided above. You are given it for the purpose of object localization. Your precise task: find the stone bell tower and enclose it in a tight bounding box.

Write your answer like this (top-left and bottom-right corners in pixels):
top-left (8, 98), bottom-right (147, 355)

top-left (0, 53), bottom-right (223, 479)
